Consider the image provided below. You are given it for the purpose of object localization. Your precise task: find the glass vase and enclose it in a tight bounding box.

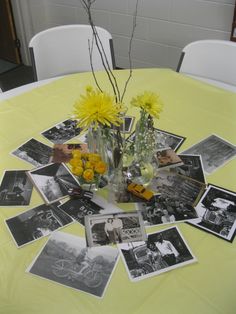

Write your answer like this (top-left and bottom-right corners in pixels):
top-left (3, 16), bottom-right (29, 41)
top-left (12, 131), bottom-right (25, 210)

top-left (86, 126), bottom-right (124, 190)
top-left (127, 110), bottom-right (156, 186)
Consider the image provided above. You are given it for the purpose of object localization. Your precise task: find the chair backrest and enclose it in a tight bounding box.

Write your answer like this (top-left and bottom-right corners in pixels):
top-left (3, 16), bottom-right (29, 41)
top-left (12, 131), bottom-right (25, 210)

top-left (29, 24), bottom-right (116, 81)
top-left (177, 40), bottom-right (236, 86)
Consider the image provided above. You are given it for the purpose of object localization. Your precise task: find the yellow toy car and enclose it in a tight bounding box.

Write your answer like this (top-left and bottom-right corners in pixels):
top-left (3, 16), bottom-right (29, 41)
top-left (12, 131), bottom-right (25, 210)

top-left (127, 183), bottom-right (154, 201)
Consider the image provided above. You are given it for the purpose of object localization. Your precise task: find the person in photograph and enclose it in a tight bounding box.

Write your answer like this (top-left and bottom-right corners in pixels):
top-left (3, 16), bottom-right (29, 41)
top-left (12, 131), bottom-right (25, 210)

top-left (76, 248), bottom-right (91, 275)
top-left (104, 218), bottom-right (116, 244)
top-left (146, 242), bottom-right (168, 270)
top-left (161, 209), bottom-right (176, 223)
top-left (155, 234), bottom-right (179, 266)
top-left (113, 214), bottom-right (123, 243)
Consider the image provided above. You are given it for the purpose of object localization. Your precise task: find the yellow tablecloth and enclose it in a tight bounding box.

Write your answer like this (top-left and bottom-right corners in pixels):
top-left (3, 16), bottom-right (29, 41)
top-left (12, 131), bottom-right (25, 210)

top-left (0, 68), bottom-right (236, 314)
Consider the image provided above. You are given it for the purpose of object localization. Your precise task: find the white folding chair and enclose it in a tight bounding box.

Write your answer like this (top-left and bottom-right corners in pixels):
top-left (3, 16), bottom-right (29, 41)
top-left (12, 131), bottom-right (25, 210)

top-left (29, 24), bottom-right (116, 81)
top-left (177, 40), bottom-right (236, 90)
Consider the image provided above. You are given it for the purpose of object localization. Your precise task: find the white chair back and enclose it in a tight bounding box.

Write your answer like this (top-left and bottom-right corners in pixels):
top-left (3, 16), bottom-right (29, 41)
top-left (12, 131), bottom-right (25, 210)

top-left (177, 40), bottom-right (236, 87)
top-left (29, 24), bottom-right (116, 81)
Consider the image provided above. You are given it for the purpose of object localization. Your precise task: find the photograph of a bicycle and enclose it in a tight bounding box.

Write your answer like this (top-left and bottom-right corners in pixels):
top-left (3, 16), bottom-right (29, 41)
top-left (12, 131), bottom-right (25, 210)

top-left (27, 231), bottom-right (119, 298)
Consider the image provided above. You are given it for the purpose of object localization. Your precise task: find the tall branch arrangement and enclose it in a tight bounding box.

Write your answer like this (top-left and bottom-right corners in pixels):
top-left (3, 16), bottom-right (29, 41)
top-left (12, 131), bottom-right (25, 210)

top-left (80, 0), bottom-right (139, 104)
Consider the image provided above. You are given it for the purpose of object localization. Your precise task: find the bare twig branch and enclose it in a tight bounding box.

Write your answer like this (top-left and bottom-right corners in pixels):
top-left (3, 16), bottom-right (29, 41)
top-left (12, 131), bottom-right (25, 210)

top-left (121, 0), bottom-right (139, 102)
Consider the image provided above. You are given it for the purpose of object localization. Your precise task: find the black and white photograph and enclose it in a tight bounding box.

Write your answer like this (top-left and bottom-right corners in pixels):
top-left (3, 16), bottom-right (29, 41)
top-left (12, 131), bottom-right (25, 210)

top-left (0, 170), bottom-right (33, 206)
top-left (182, 134), bottom-right (236, 174)
top-left (26, 231), bottom-right (119, 298)
top-left (11, 138), bottom-right (53, 167)
top-left (149, 170), bottom-right (206, 206)
top-left (153, 148), bottom-right (183, 170)
top-left (154, 129), bottom-right (186, 151)
top-left (136, 194), bottom-right (199, 227)
top-left (118, 226), bottom-right (197, 281)
top-left (27, 163), bottom-right (81, 204)
top-left (188, 185), bottom-right (236, 242)
top-left (126, 128), bottom-right (185, 152)
top-left (85, 211), bottom-right (147, 247)
top-left (171, 154), bottom-right (206, 183)
top-left (5, 203), bottom-right (73, 247)
top-left (41, 119), bottom-right (83, 144)
top-left (59, 195), bottom-right (123, 226)
top-left (111, 116), bottom-right (134, 133)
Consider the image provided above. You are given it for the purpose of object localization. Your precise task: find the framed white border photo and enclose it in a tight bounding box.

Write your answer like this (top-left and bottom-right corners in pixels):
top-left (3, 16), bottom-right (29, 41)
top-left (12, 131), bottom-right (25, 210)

top-left (188, 185), bottom-right (236, 242)
top-left (27, 163), bottom-right (80, 204)
top-left (0, 170), bottom-right (33, 206)
top-left (118, 226), bottom-right (197, 282)
top-left (5, 202), bottom-right (73, 247)
top-left (11, 138), bottom-right (53, 167)
top-left (85, 211), bottom-right (147, 247)
top-left (41, 119), bottom-right (83, 144)
top-left (182, 134), bottom-right (236, 174)
top-left (26, 231), bottom-right (120, 298)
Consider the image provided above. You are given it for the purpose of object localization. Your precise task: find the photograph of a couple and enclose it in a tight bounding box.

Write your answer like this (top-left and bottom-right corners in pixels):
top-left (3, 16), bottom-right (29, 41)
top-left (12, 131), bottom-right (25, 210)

top-left (85, 212), bottom-right (146, 247)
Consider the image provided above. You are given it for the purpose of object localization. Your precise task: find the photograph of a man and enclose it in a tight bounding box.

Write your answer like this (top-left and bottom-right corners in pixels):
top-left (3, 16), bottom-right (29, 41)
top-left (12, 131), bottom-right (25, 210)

top-left (113, 214), bottom-right (123, 243)
top-left (155, 234), bottom-right (179, 266)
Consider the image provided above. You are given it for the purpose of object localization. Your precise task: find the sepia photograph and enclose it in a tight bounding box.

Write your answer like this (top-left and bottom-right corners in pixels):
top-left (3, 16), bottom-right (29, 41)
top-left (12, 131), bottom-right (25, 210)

top-left (182, 134), bottom-right (236, 174)
top-left (59, 195), bottom-right (123, 226)
top-left (153, 148), bottom-right (183, 170)
top-left (118, 226), bottom-right (197, 281)
top-left (11, 138), bottom-right (53, 167)
top-left (0, 170), bottom-right (33, 206)
top-left (27, 163), bottom-right (81, 204)
top-left (149, 170), bottom-right (206, 206)
top-left (41, 119), bottom-right (83, 144)
top-left (5, 203), bottom-right (73, 247)
top-left (171, 154), bottom-right (206, 183)
top-left (188, 185), bottom-right (236, 242)
top-left (85, 211), bottom-right (147, 247)
top-left (26, 231), bottom-right (119, 298)
top-left (137, 194), bottom-right (199, 227)
top-left (51, 143), bottom-right (88, 163)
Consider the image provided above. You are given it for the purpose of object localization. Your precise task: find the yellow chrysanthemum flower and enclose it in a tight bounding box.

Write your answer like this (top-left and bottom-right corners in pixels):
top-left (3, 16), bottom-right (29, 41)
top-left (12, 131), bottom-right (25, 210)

top-left (73, 87), bottom-right (124, 129)
top-left (131, 91), bottom-right (163, 118)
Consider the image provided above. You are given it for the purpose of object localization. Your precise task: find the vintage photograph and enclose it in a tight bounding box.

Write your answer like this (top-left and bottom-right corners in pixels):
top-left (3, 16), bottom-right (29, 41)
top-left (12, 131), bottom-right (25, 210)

top-left (171, 154), bottom-right (206, 183)
top-left (41, 119), bottom-right (83, 144)
top-left (126, 128), bottom-right (185, 152)
top-left (59, 195), bottom-right (123, 226)
top-left (188, 185), bottom-right (236, 242)
top-left (27, 163), bottom-right (81, 204)
top-left (51, 143), bottom-right (88, 163)
top-left (26, 231), bottom-right (119, 298)
top-left (137, 194), bottom-right (199, 227)
top-left (85, 211), bottom-right (147, 247)
top-left (149, 170), bottom-right (206, 206)
top-left (0, 170), bottom-right (33, 206)
top-left (118, 226), bottom-right (197, 281)
top-left (111, 116), bottom-right (134, 133)
top-left (182, 134), bottom-right (236, 174)
top-left (5, 203), bottom-right (73, 247)
top-left (11, 138), bottom-right (53, 167)
top-left (153, 148), bottom-right (183, 170)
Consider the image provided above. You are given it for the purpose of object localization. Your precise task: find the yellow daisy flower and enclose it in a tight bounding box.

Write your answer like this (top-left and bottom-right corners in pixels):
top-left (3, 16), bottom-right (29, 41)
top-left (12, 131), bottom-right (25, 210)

top-left (73, 87), bottom-right (124, 129)
top-left (131, 91), bottom-right (163, 118)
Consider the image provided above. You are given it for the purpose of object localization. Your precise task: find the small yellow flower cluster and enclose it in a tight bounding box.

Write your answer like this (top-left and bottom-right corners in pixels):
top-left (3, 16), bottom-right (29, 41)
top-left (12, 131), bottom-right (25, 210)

top-left (69, 150), bottom-right (107, 183)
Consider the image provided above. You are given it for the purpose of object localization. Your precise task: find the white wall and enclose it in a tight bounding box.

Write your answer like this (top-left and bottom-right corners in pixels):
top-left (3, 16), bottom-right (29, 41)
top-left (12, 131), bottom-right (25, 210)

top-left (12, 0), bottom-right (235, 69)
